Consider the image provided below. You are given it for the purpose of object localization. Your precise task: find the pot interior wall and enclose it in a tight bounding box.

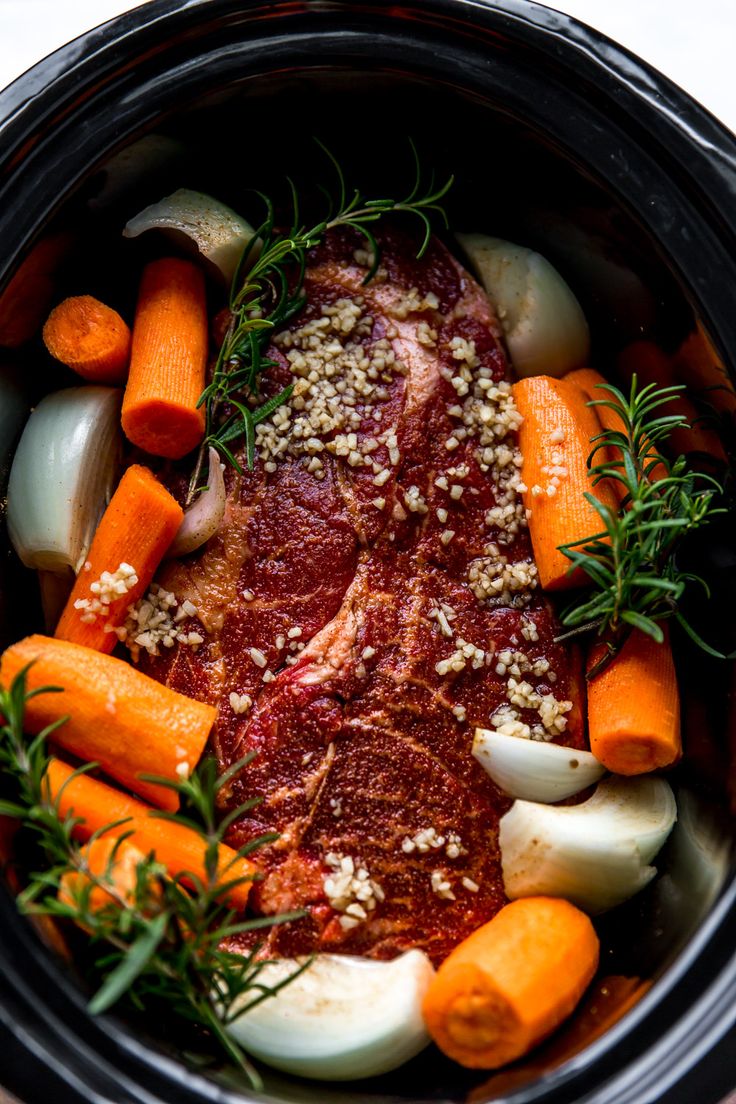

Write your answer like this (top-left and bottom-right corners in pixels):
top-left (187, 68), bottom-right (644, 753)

top-left (0, 60), bottom-right (734, 1104)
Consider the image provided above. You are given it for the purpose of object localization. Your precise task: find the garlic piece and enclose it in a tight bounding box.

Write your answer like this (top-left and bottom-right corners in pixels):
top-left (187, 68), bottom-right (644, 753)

top-left (166, 447), bottom-right (225, 558)
top-left (457, 232), bottom-right (590, 378)
top-left (473, 728), bottom-right (606, 803)
top-left (499, 775), bottom-right (677, 914)
top-left (225, 950), bottom-right (434, 1080)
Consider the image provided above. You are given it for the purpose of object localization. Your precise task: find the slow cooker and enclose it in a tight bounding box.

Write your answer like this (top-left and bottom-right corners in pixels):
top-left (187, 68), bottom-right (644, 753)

top-left (1, 2), bottom-right (735, 1102)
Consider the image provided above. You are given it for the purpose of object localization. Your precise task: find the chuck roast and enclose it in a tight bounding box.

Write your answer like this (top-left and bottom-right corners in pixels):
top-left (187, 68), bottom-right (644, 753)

top-left (146, 226), bottom-right (584, 965)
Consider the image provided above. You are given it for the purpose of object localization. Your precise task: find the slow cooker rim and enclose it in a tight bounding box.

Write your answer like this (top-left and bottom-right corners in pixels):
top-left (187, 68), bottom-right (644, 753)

top-left (3, 0), bottom-right (736, 216)
top-left (1, 2), bottom-right (735, 1102)
top-left (3, 0), bottom-right (736, 363)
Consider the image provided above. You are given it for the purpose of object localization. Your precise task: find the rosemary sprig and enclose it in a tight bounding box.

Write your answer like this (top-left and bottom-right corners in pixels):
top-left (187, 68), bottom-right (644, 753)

top-left (187, 141), bottom-right (453, 501)
top-left (0, 665), bottom-right (305, 1088)
top-left (556, 377), bottom-right (726, 677)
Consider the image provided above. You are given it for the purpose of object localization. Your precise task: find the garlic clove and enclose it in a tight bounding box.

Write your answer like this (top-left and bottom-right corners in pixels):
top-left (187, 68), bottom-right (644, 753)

top-left (457, 232), bottom-right (590, 378)
top-left (473, 728), bottom-right (606, 803)
top-left (499, 775), bottom-right (677, 914)
top-left (225, 950), bottom-right (434, 1081)
top-left (166, 447), bottom-right (226, 558)
top-left (124, 189), bottom-right (256, 285)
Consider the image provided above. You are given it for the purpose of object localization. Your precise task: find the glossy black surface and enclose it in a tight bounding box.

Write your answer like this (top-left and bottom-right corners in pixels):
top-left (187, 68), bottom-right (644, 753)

top-left (1, 2), bottom-right (736, 1102)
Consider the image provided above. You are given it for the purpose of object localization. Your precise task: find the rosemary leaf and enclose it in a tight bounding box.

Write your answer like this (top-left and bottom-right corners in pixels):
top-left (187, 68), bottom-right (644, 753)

top-left (557, 375), bottom-right (727, 675)
top-left (186, 140), bottom-right (453, 504)
top-left (89, 912), bottom-right (169, 1015)
top-left (0, 666), bottom-right (306, 1081)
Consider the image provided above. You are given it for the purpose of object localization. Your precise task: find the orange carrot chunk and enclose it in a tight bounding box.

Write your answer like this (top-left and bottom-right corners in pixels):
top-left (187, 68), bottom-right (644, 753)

top-left (0, 232), bottom-right (71, 349)
top-left (422, 897), bottom-right (599, 1069)
top-left (565, 367), bottom-right (668, 486)
top-left (673, 323), bottom-right (736, 416)
top-left (54, 464), bottom-right (183, 653)
top-left (513, 375), bottom-right (619, 590)
top-left (122, 257), bottom-right (208, 459)
top-left (0, 635), bottom-right (215, 811)
top-left (59, 835), bottom-right (148, 914)
top-left (617, 341), bottom-right (726, 462)
top-left (43, 295), bottom-right (131, 384)
top-left (47, 758), bottom-right (143, 827)
top-left (48, 760), bottom-right (255, 910)
top-left (587, 627), bottom-right (681, 774)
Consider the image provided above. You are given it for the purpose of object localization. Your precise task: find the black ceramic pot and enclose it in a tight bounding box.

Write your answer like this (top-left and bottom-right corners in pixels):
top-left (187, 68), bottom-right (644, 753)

top-left (1, 3), bottom-right (735, 1102)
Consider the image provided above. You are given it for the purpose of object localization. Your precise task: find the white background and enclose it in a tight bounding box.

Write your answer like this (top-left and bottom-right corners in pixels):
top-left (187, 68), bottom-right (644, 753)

top-left (0, 0), bottom-right (735, 133)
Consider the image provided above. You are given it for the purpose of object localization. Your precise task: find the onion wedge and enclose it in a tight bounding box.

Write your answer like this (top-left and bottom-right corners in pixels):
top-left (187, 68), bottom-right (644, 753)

top-left (225, 951), bottom-right (434, 1080)
top-left (499, 776), bottom-right (677, 914)
top-left (7, 386), bottom-right (122, 576)
top-left (457, 232), bottom-right (590, 378)
top-left (123, 189), bottom-right (256, 284)
top-left (166, 447), bottom-right (225, 558)
top-left (473, 728), bottom-right (606, 803)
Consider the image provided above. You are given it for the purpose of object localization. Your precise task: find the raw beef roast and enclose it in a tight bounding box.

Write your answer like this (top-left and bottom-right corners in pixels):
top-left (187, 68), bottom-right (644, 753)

top-left (146, 225), bottom-right (584, 965)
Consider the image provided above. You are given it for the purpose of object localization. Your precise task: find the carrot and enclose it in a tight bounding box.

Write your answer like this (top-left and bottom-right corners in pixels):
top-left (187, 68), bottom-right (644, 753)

top-left (617, 341), bottom-right (726, 462)
top-left (0, 232), bottom-right (71, 349)
top-left (43, 295), bottom-right (131, 383)
top-left (513, 375), bottom-right (619, 590)
top-left (673, 323), bottom-right (736, 416)
top-left (122, 258), bottom-right (208, 459)
top-left (48, 760), bottom-right (255, 910)
top-left (566, 367), bottom-right (668, 486)
top-left (0, 635), bottom-right (216, 810)
top-left (47, 758), bottom-right (142, 828)
top-left (587, 627), bottom-right (681, 774)
top-left (422, 896), bottom-right (599, 1069)
top-left (464, 975), bottom-right (650, 1099)
top-left (59, 835), bottom-right (148, 914)
top-left (54, 464), bottom-right (183, 652)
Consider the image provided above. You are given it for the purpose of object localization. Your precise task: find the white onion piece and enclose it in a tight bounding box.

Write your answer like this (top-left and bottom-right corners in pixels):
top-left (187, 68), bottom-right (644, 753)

top-left (457, 232), bottom-right (590, 378)
top-left (473, 728), bottom-right (606, 803)
top-left (499, 775), bottom-right (677, 914)
top-left (225, 951), bottom-right (434, 1081)
top-left (123, 188), bottom-right (256, 284)
top-left (166, 447), bottom-right (225, 558)
top-left (7, 386), bottom-right (122, 575)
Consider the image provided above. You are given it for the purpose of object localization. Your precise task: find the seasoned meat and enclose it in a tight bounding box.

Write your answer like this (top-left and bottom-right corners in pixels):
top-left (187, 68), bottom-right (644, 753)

top-left (147, 225), bottom-right (584, 965)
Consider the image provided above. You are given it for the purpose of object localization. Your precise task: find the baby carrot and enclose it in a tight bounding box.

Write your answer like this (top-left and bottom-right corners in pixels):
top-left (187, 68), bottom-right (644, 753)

top-left (673, 323), bottom-right (736, 416)
top-left (59, 835), bottom-right (148, 914)
top-left (122, 257), bottom-right (208, 459)
top-left (48, 760), bottom-right (256, 910)
top-left (617, 341), bottom-right (726, 462)
top-left (587, 627), bottom-right (681, 774)
top-left (565, 367), bottom-right (668, 486)
top-left (55, 464), bottom-right (183, 652)
top-left (0, 635), bottom-right (216, 810)
top-left (422, 897), bottom-right (599, 1068)
top-left (513, 375), bottom-right (619, 590)
top-left (0, 232), bottom-right (71, 349)
top-left (43, 295), bottom-right (131, 384)
top-left (47, 758), bottom-right (142, 828)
